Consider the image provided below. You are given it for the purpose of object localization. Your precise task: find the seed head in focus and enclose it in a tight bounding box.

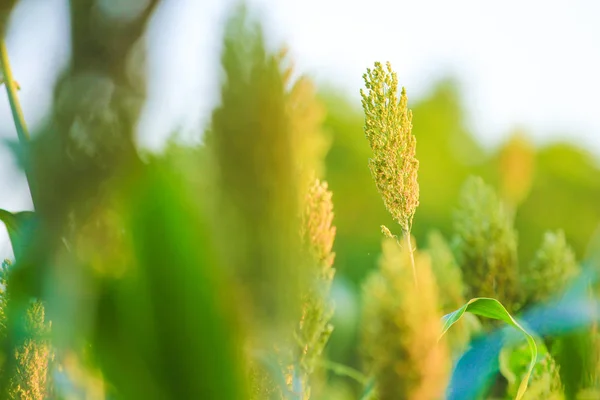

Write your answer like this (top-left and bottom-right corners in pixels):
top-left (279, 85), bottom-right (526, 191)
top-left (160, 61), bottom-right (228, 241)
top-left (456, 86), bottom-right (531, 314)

top-left (360, 62), bottom-right (419, 234)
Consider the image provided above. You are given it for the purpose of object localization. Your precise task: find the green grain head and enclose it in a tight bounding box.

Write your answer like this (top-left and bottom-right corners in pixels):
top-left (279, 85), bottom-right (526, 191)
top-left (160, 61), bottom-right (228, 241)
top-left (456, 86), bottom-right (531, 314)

top-left (522, 230), bottom-right (579, 305)
top-left (452, 176), bottom-right (520, 310)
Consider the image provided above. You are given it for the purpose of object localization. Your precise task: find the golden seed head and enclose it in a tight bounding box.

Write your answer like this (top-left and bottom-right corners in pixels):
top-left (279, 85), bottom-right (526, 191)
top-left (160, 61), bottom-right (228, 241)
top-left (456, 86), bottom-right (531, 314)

top-left (301, 178), bottom-right (336, 272)
top-left (498, 131), bottom-right (535, 207)
top-left (360, 62), bottom-right (419, 233)
top-left (296, 178), bottom-right (337, 398)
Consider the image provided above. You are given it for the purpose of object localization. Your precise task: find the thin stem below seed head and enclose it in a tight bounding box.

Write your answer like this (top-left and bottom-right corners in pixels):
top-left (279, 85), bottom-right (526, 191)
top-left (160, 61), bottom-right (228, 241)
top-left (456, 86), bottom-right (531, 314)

top-left (405, 232), bottom-right (418, 288)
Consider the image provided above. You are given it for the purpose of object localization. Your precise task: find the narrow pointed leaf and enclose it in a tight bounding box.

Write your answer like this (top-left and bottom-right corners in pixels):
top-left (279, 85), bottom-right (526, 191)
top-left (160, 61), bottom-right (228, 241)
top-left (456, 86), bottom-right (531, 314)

top-left (0, 209), bottom-right (36, 261)
top-left (440, 297), bottom-right (537, 400)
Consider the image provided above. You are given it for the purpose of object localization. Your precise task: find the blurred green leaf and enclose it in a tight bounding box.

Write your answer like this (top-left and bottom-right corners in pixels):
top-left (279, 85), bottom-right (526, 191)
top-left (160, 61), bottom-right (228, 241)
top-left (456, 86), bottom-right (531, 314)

top-left (90, 163), bottom-right (248, 399)
top-left (0, 209), bottom-right (36, 262)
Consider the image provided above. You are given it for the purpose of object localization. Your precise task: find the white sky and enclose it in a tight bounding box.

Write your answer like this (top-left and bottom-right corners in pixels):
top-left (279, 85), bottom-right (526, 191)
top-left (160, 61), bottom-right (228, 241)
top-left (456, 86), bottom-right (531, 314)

top-left (1, 0), bottom-right (599, 258)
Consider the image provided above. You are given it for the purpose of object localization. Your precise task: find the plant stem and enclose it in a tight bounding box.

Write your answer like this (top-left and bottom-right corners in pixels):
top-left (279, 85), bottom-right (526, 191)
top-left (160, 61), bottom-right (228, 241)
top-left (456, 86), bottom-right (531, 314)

top-left (358, 378), bottom-right (376, 400)
top-left (405, 231), bottom-right (418, 287)
top-left (0, 39), bottom-right (28, 144)
top-left (1, 37), bottom-right (36, 207)
top-left (319, 360), bottom-right (368, 385)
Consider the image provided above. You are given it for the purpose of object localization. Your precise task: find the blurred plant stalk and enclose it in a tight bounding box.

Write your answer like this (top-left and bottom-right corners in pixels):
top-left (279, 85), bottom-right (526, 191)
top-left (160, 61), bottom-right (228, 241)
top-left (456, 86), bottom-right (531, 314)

top-left (0, 38), bottom-right (37, 206)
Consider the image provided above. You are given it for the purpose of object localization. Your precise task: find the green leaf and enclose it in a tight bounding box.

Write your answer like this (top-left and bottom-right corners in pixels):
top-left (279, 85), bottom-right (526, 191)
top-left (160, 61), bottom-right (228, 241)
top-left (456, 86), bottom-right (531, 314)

top-left (0, 209), bottom-right (36, 261)
top-left (91, 164), bottom-right (249, 399)
top-left (440, 297), bottom-right (538, 400)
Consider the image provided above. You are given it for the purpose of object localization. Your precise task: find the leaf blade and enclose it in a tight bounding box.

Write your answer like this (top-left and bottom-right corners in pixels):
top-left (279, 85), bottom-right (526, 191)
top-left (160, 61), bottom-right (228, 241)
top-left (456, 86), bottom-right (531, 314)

top-left (0, 209), bottom-right (36, 261)
top-left (440, 297), bottom-right (538, 400)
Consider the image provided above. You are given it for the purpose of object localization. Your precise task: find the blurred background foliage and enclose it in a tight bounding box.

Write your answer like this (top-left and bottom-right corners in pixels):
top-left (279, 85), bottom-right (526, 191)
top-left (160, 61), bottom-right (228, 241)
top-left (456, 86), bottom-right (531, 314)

top-left (320, 80), bottom-right (600, 286)
top-left (319, 80), bottom-right (600, 370)
top-left (0, 0), bottom-right (599, 399)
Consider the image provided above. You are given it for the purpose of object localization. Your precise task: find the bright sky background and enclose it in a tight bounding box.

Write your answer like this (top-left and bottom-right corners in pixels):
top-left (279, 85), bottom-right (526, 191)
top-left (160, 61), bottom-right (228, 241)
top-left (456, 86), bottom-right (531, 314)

top-left (1, 0), bottom-right (599, 258)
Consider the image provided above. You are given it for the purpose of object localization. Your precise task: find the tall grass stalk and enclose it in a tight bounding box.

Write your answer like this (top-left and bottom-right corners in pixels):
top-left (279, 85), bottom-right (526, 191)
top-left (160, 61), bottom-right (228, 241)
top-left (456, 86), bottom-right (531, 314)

top-left (0, 39), bottom-right (27, 143)
top-left (0, 38), bottom-right (36, 205)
